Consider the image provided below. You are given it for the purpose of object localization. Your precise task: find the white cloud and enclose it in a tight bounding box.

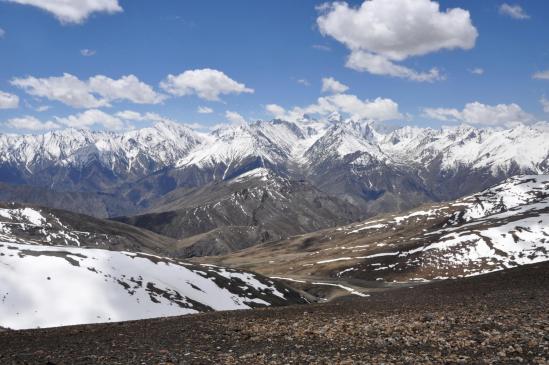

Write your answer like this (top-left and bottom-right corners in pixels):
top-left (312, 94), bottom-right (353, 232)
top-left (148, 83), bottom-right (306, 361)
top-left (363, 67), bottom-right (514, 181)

top-left (225, 111), bottom-right (246, 125)
top-left (11, 73), bottom-right (102, 108)
top-left (88, 75), bottom-right (165, 105)
top-left (321, 77), bottom-right (349, 94)
top-left (4, 109), bottom-right (210, 132)
top-left (160, 68), bottom-right (254, 101)
top-left (115, 110), bottom-right (167, 122)
top-left (11, 73), bottom-right (164, 108)
top-left (541, 97), bottom-right (549, 113)
top-left (197, 106), bottom-right (213, 114)
top-left (317, 0), bottom-right (477, 81)
top-left (6, 0), bottom-right (122, 24)
top-left (266, 94), bottom-right (402, 122)
top-left (533, 70), bottom-right (549, 80)
top-left (115, 110), bottom-right (145, 120)
top-left (115, 110), bottom-right (206, 130)
top-left (80, 49), bottom-right (96, 57)
top-left (265, 104), bottom-right (286, 119)
top-left (0, 28), bottom-right (5, 38)
top-left (307, 94), bottom-right (402, 121)
top-left (423, 102), bottom-right (535, 127)
top-left (469, 68), bottom-right (484, 75)
top-left (499, 4), bottom-right (530, 20)
top-left (346, 51), bottom-right (443, 82)
top-left (54, 109), bottom-right (124, 129)
top-left (5, 115), bottom-right (60, 131)
top-left (297, 79), bottom-right (310, 86)
top-left (0, 90), bottom-right (19, 109)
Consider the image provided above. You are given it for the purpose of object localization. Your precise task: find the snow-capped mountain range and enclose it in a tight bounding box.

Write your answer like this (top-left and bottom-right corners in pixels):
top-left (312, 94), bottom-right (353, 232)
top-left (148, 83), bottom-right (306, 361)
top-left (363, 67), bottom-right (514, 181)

top-left (2, 119), bottom-right (548, 179)
top-left (0, 118), bottom-right (548, 219)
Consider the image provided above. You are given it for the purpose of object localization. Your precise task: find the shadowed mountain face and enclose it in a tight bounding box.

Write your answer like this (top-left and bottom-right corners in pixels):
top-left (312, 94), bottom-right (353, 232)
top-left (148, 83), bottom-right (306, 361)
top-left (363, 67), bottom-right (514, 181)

top-left (1, 120), bottom-right (548, 252)
top-left (114, 168), bottom-right (360, 256)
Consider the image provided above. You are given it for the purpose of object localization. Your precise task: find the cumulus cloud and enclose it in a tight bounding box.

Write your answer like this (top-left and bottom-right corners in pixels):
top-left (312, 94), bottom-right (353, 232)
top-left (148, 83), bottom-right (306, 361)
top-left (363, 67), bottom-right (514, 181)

top-left (54, 109), bottom-right (125, 129)
top-left (11, 73), bottom-right (164, 108)
top-left (115, 110), bottom-right (148, 121)
top-left (12, 74), bottom-right (104, 108)
top-left (5, 115), bottom-right (60, 131)
top-left (533, 70), bottom-right (549, 80)
top-left (197, 106), bottom-right (213, 114)
top-left (225, 111), bottom-right (246, 125)
top-left (88, 75), bottom-right (165, 105)
top-left (308, 94), bottom-right (401, 121)
top-left (115, 110), bottom-right (206, 129)
top-left (160, 68), bottom-right (254, 101)
top-left (80, 49), bottom-right (96, 57)
top-left (321, 77), bottom-right (349, 94)
top-left (6, 0), bottom-right (122, 24)
top-left (317, 0), bottom-right (477, 81)
top-left (266, 94), bottom-right (402, 122)
top-left (4, 109), bottom-right (209, 132)
top-left (346, 51), bottom-right (443, 82)
top-left (499, 4), bottom-right (530, 20)
top-left (423, 102), bottom-right (536, 127)
top-left (0, 90), bottom-right (19, 109)
top-left (115, 110), bottom-right (170, 123)
top-left (265, 104), bottom-right (286, 119)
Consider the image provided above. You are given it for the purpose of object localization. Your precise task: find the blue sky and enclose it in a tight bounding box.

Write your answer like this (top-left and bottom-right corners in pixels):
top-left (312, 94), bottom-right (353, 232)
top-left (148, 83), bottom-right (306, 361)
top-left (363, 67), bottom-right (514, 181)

top-left (0, 0), bottom-right (548, 133)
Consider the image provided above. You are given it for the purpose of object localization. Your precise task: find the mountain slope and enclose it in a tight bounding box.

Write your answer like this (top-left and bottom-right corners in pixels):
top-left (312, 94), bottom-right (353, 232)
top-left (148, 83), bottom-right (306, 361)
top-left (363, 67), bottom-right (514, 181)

top-left (202, 175), bottom-right (549, 283)
top-left (0, 202), bottom-right (176, 254)
top-left (0, 242), bottom-right (305, 329)
top-left (0, 182), bottom-right (137, 218)
top-left (116, 168), bottom-right (359, 256)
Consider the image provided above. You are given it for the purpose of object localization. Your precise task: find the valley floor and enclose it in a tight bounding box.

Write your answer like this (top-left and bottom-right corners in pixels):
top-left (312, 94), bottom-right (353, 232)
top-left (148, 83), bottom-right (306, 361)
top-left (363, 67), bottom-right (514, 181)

top-left (1, 263), bottom-right (548, 364)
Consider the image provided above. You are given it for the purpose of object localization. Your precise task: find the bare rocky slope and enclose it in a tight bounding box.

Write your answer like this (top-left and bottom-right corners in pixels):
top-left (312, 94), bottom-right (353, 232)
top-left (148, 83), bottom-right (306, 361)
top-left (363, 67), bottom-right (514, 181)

top-left (114, 168), bottom-right (359, 256)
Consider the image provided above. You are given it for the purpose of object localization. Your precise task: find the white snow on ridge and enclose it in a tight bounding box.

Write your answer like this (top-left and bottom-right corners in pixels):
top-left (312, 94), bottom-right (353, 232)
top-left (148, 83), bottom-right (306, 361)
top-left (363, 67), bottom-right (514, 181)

top-left (455, 175), bottom-right (549, 222)
top-left (1, 119), bottom-right (547, 182)
top-left (0, 207), bottom-right (46, 226)
top-left (0, 242), bottom-right (295, 330)
top-left (230, 167), bottom-right (270, 183)
top-left (0, 206), bottom-right (94, 247)
top-left (317, 175), bottom-right (549, 280)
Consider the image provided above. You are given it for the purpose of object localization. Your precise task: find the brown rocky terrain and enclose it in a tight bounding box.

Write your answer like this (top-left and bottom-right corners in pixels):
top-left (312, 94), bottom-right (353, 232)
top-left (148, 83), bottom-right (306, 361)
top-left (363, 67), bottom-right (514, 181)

top-left (1, 262), bottom-right (547, 364)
